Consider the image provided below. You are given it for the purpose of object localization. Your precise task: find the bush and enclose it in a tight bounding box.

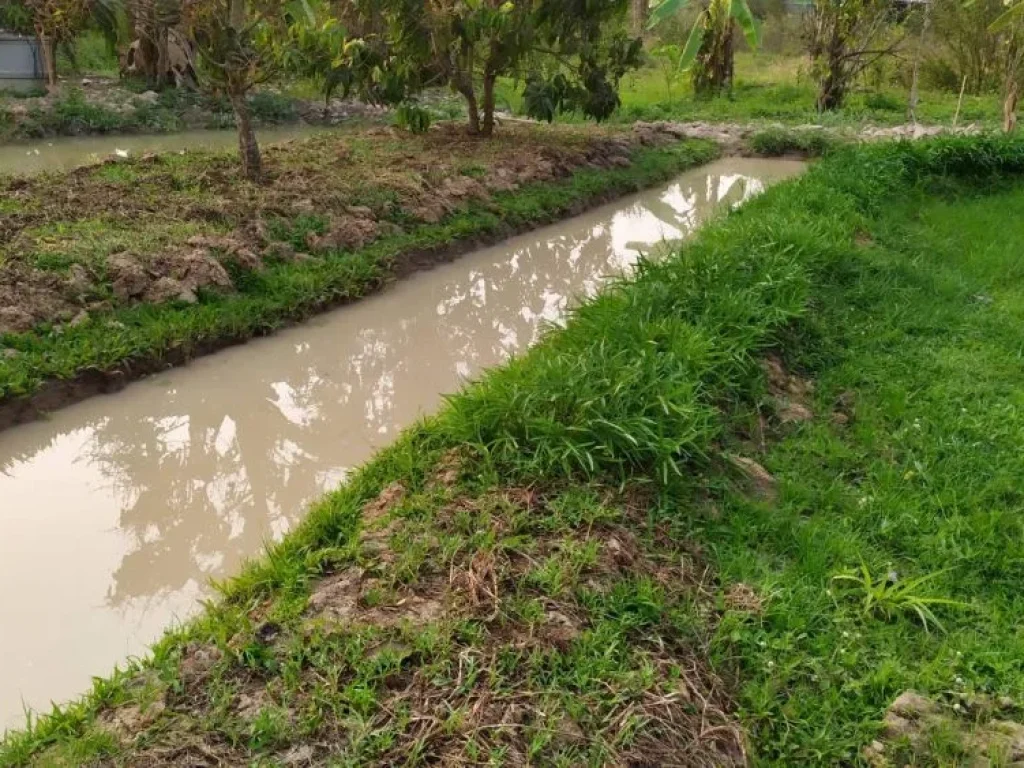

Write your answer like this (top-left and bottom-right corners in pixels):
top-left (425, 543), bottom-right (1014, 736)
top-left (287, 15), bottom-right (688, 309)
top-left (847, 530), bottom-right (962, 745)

top-left (748, 126), bottom-right (837, 157)
top-left (248, 91), bottom-right (299, 123)
top-left (394, 103), bottom-right (433, 134)
top-left (864, 91), bottom-right (903, 112)
top-left (920, 56), bottom-right (965, 93)
top-left (47, 89), bottom-right (126, 134)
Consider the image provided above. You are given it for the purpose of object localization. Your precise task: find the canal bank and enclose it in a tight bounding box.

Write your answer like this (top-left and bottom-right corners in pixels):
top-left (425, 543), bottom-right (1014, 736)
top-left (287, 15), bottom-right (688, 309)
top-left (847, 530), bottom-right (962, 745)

top-left (1, 124), bottom-right (720, 430)
top-left (0, 157), bottom-right (802, 729)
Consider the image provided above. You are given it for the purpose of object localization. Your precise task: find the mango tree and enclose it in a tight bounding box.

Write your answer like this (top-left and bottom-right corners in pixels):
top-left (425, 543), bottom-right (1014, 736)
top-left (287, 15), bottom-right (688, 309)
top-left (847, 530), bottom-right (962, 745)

top-left (178, 0), bottom-right (277, 180)
top-left (648, 0), bottom-right (760, 97)
top-left (272, 0), bottom-right (405, 109)
top-left (356, 0), bottom-right (643, 136)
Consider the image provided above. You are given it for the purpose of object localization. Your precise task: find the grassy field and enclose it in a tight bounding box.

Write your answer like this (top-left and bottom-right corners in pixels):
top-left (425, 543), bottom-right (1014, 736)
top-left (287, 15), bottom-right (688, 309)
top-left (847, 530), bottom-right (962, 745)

top-left (0, 125), bottom-right (717, 413)
top-left (4, 137), bottom-right (1024, 765)
top-left (708, 153), bottom-right (1024, 763)
top-left (496, 52), bottom-right (1004, 129)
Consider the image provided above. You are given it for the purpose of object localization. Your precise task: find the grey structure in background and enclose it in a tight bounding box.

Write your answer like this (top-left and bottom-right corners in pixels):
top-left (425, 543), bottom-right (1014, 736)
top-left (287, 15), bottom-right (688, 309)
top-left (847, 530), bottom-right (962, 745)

top-left (0, 30), bottom-right (44, 93)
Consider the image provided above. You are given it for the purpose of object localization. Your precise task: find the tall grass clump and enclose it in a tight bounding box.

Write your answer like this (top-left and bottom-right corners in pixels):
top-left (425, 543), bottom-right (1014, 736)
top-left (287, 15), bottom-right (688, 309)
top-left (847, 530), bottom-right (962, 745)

top-left (443, 182), bottom-right (854, 486)
top-left (443, 135), bottom-right (1024, 489)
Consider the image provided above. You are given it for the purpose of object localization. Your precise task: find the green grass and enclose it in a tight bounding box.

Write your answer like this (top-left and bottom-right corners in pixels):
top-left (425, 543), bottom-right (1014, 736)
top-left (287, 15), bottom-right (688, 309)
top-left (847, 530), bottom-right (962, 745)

top-left (57, 30), bottom-right (120, 78)
top-left (0, 138), bottom-right (719, 403)
top-left (6, 136), bottom-right (1024, 765)
top-left (705, 172), bottom-right (1024, 763)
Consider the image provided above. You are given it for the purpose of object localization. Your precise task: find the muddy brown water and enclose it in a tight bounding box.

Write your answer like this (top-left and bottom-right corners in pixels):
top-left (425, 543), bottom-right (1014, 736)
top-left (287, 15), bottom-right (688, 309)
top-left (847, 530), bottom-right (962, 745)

top-left (0, 124), bottom-right (329, 176)
top-left (0, 157), bottom-right (803, 729)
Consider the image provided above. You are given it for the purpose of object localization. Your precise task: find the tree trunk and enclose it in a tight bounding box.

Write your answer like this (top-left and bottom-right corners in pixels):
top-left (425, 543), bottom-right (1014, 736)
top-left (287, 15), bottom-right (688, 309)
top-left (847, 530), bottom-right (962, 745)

top-left (723, 25), bottom-right (734, 93)
top-left (481, 73), bottom-right (497, 137)
top-left (817, 73), bottom-right (843, 111)
top-left (817, 35), bottom-right (846, 111)
top-left (631, 0), bottom-right (648, 36)
top-left (38, 33), bottom-right (58, 89)
top-left (229, 87), bottom-right (262, 181)
top-left (693, 16), bottom-right (734, 97)
top-left (1004, 79), bottom-right (1019, 133)
top-left (229, 0), bottom-right (247, 29)
top-left (456, 78), bottom-right (480, 135)
top-left (155, 23), bottom-right (170, 88)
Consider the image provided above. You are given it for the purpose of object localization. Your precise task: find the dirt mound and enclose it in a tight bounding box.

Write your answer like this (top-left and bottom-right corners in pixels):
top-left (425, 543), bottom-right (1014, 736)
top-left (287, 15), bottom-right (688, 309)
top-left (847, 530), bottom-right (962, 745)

top-left (109, 247), bottom-right (233, 307)
top-left (0, 266), bottom-right (80, 336)
top-left (306, 213), bottom-right (380, 253)
top-left (295, 476), bottom-right (749, 766)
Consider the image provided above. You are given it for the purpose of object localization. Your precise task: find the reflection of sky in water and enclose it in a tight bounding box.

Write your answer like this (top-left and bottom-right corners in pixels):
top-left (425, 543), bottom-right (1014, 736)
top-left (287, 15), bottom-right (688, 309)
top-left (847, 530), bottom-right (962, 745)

top-left (0, 158), bottom-right (803, 726)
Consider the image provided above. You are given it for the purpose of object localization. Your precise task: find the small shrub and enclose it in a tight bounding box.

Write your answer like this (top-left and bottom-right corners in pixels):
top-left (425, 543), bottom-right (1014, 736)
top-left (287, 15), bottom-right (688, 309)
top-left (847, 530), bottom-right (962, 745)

top-left (830, 562), bottom-right (965, 633)
top-left (249, 91), bottom-right (298, 123)
top-left (49, 89), bottom-right (126, 134)
top-left (394, 103), bottom-right (433, 134)
top-left (749, 127), bottom-right (836, 157)
top-left (864, 91), bottom-right (903, 112)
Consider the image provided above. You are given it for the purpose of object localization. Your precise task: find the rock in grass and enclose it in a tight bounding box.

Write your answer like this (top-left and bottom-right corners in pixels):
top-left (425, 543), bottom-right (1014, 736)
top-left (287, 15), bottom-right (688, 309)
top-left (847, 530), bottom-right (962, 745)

top-left (728, 455), bottom-right (778, 502)
top-left (145, 277), bottom-right (197, 305)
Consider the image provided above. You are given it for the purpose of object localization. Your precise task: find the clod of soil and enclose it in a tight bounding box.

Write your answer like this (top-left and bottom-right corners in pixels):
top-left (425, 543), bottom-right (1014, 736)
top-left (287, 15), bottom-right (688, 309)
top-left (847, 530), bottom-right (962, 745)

top-left (0, 267), bottom-right (80, 335)
top-left (728, 454), bottom-right (779, 501)
top-left (762, 355), bottom-right (815, 424)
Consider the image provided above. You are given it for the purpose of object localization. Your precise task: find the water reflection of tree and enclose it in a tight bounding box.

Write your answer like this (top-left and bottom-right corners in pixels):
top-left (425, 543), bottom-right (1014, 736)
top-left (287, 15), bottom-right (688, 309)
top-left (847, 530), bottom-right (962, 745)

top-left (0, 170), bottom-right (752, 609)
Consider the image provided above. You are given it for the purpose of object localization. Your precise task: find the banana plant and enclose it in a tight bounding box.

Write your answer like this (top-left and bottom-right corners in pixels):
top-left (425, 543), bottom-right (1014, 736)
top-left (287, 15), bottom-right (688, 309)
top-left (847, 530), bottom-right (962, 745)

top-left (648, 0), bottom-right (760, 96)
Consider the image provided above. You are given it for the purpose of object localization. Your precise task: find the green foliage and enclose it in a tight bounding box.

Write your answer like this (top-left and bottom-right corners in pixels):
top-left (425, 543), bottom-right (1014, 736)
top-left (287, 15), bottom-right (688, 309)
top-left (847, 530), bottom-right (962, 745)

top-left (247, 90), bottom-right (298, 122)
top-left (748, 126), bottom-right (837, 156)
top-left (863, 90), bottom-right (902, 111)
top-left (363, 0), bottom-right (643, 133)
top-left (649, 0), bottom-right (761, 96)
top-left (393, 102), bottom-right (431, 134)
top-left (649, 43), bottom-right (686, 99)
top-left (831, 563), bottom-right (966, 633)
top-left (0, 1), bottom-right (33, 34)
top-left (58, 29), bottom-right (120, 77)
top-left (267, 1), bottom-right (405, 106)
top-left (42, 88), bottom-right (126, 133)
top-left (930, 0), bottom-right (1006, 94)
top-left (522, 69), bottom-right (633, 124)
top-left (808, 0), bottom-right (898, 110)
